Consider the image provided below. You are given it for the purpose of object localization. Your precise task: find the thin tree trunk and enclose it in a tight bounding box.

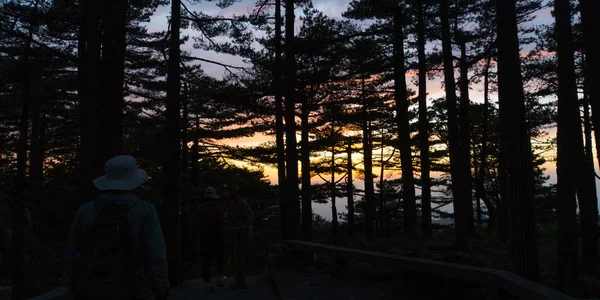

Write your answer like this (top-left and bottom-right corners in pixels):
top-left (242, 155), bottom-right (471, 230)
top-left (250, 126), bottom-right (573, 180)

top-left (346, 141), bottom-right (354, 236)
top-left (478, 57), bottom-right (496, 232)
top-left (331, 123), bottom-right (338, 244)
top-left (162, 0), bottom-right (182, 285)
top-left (190, 116), bottom-right (199, 186)
top-left (440, 0), bottom-right (467, 250)
top-left (472, 137), bottom-right (481, 225)
top-left (379, 138), bottom-right (385, 238)
top-left (496, 0), bottom-right (539, 282)
top-left (497, 149), bottom-right (509, 243)
top-left (417, 0), bottom-right (431, 239)
top-left (30, 105), bottom-right (44, 186)
top-left (393, 9), bottom-right (417, 237)
top-left (555, 0), bottom-right (582, 288)
top-left (284, 0), bottom-right (301, 240)
top-left (581, 59), bottom-right (599, 275)
top-left (362, 78), bottom-right (375, 241)
top-left (274, 0), bottom-right (287, 240)
top-left (181, 83), bottom-right (189, 179)
top-left (458, 39), bottom-right (474, 235)
top-left (579, 0), bottom-right (600, 172)
top-left (301, 94), bottom-right (312, 241)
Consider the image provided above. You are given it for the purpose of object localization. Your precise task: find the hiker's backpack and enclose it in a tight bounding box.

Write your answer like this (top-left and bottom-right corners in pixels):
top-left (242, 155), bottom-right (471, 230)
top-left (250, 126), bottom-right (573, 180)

top-left (78, 200), bottom-right (139, 284)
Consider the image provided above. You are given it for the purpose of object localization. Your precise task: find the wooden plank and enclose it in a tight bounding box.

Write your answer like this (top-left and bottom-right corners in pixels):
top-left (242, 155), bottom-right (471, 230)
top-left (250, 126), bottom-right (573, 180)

top-left (284, 240), bottom-right (573, 300)
top-left (27, 286), bottom-right (67, 300)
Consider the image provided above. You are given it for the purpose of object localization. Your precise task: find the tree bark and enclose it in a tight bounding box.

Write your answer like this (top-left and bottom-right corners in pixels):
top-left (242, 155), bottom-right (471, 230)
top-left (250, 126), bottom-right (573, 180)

top-left (181, 83), bottom-right (189, 179)
top-left (393, 9), bottom-right (417, 237)
top-left (496, 0), bottom-right (539, 282)
top-left (440, 0), bottom-right (467, 250)
top-left (301, 94), bottom-right (312, 241)
top-left (555, 0), bottom-right (581, 288)
top-left (30, 105), bottom-right (45, 186)
top-left (346, 141), bottom-right (354, 236)
top-left (581, 60), bottom-right (599, 275)
top-left (331, 123), bottom-right (338, 244)
top-left (79, 0), bottom-right (102, 201)
top-left (274, 0), bottom-right (287, 240)
top-left (417, 0), bottom-right (431, 239)
top-left (579, 0), bottom-right (600, 172)
top-left (379, 137), bottom-right (385, 238)
top-left (284, 0), bottom-right (301, 240)
top-left (99, 0), bottom-right (125, 161)
top-left (162, 0), bottom-right (182, 285)
top-left (555, 0), bottom-right (590, 286)
top-left (190, 116), bottom-right (199, 186)
top-left (12, 0), bottom-right (38, 293)
top-left (362, 78), bottom-right (375, 241)
top-left (458, 38), bottom-right (474, 235)
top-left (497, 146), bottom-right (509, 243)
top-left (478, 57), bottom-right (496, 232)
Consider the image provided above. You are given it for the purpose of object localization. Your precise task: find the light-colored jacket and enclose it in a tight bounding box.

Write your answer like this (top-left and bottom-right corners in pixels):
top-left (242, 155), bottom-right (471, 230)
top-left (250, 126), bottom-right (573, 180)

top-left (63, 192), bottom-right (170, 298)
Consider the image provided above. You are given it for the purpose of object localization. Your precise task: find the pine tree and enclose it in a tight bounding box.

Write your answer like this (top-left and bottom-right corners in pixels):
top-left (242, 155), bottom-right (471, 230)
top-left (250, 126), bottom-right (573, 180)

top-left (495, 0), bottom-right (539, 282)
top-left (439, 0), bottom-right (467, 250)
top-left (163, 0), bottom-right (182, 285)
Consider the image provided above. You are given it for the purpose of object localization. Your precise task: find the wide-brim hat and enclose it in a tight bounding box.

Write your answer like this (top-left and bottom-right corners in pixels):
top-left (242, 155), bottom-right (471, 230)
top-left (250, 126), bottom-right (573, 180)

top-left (93, 155), bottom-right (148, 191)
top-left (205, 186), bottom-right (221, 199)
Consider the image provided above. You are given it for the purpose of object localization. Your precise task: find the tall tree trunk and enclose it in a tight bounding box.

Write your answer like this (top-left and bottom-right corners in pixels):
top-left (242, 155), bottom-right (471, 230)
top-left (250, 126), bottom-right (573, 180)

top-left (472, 138), bottom-right (481, 225)
top-left (79, 0), bottom-right (102, 201)
top-left (99, 0), bottom-right (125, 161)
top-left (478, 57), bottom-right (496, 232)
top-left (440, 0), bottom-right (467, 250)
top-left (301, 95), bottom-right (312, 241)
top-left (346, 141), bottom-right (354, 236)
top-left (497, 148), bottom-right (509, 243)
top-left (190, 116), bottom-right (199, 186)
top-left (362, 78), bottom-right (375, 241)
top-left (579, 0), bottom-right (600, 172)
top-left (458, 38), bottom-right (474, 235)
top-left (331, 123), bottom-right (338, 244)
top-left (496, 0), bottom-right (539, 282)
top-left (274, 0), bottom-right (287, 240)
top-left (30, 106), bottom-right (45, 186)
top-left (581, 61), bottom-right (600, 275)
top-left (284, 0), bottom-right (301, 240)
top-left (379, 138), bottom-right (385, 238)
top-left (393, 9), bottom-right (417, 237)
top-left (162, 0), bottom-right (182, 285)
top-left (12, 0), bottom-right (38, 292)
top-left (417, 0), bottom-right (431, 239)
top-left (181, 83), bottom-right (189, 179)
top-left (556, 0), bottom-right (590, 286)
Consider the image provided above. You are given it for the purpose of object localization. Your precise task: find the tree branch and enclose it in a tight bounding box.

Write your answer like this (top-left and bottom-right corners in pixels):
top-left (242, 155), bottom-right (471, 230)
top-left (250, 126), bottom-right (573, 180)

top-left (182, 55), bottom-right (246, 70)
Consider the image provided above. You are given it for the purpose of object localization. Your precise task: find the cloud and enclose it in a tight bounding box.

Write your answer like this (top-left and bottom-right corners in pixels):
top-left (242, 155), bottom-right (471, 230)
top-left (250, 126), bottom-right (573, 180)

top-left (312, 0), bottom-right (352, 19)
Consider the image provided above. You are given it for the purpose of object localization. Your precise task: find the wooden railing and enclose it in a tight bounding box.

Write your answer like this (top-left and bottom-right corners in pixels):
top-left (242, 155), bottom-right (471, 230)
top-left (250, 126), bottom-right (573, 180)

top-left (283, 240), bottom-right (574, 300)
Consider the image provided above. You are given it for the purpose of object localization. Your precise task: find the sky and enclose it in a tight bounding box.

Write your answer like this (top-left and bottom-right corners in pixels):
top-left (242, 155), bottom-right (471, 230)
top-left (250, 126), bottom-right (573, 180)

top-left (143, 1), bottom-right (590, 221)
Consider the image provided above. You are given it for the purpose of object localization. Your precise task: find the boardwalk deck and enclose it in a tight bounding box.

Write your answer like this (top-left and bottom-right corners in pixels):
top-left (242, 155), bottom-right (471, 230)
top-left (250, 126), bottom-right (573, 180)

top-left (268, 268), bottom-right (405, 300)
top-left (169, 276), bottom-right (278, 300)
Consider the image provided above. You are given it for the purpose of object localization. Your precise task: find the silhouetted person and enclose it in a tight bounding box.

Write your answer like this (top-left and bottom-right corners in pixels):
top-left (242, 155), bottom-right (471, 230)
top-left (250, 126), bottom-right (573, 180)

top-left (197, 186), bottom-right (226, 293)
top-left (64, 155), bottom-right (170, 300)
top-left (224, 184), bottom-right (254, 292)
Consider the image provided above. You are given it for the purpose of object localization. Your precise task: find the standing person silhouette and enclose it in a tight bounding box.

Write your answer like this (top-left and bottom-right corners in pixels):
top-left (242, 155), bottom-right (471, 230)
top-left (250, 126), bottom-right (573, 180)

top-left (63, 155), bottom-right (170, 300)
top-left (196, 186), bottom-right (226, 293)
top-left (224, 184), bottom-right (254, 292)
